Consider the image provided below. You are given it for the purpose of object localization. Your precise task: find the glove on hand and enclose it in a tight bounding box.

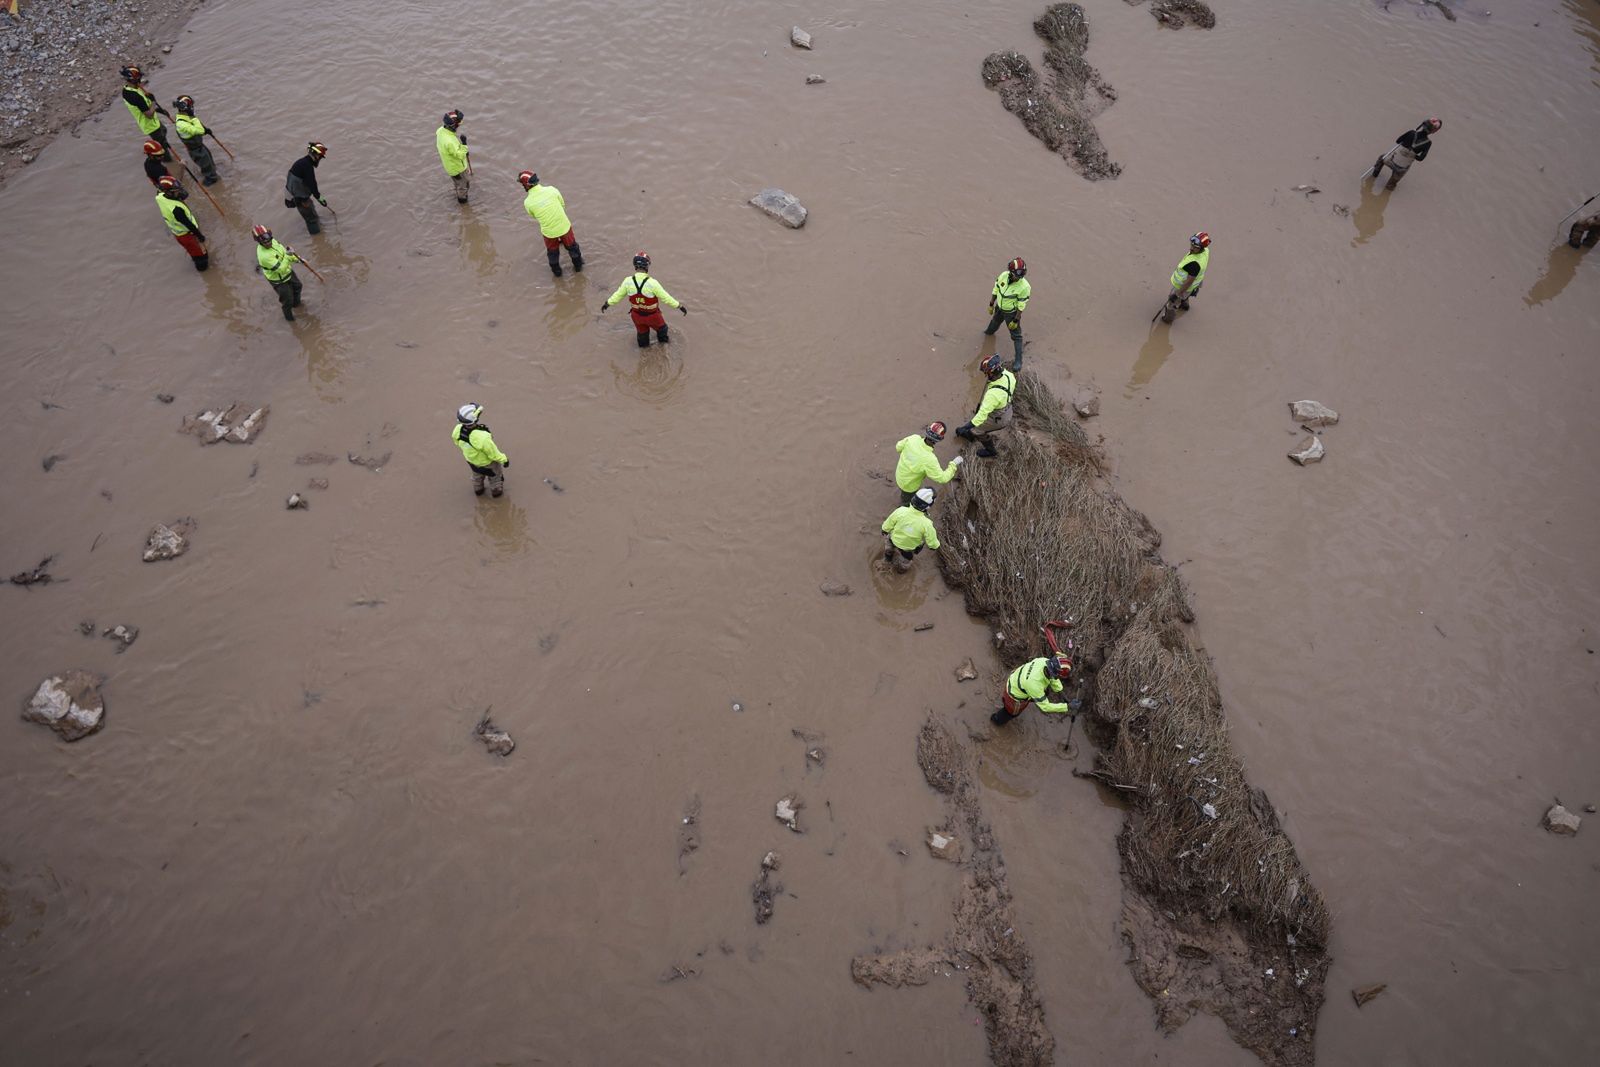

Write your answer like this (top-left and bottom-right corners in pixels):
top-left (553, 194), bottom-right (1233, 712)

top-left (955, 424), bottom-right (975, 440)
top-left (679, 305), bottom-right (688, 316)
top-left (951, 456), bottom-right (964, 467)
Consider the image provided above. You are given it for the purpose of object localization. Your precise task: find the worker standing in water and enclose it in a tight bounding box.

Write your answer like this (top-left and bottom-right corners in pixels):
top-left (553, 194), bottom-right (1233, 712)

top-left (983, 257), bottom-right (1030, 371)
top-left (436, 109), bottom-right (471, 204)
top-left (252, 225), bottom-right (304, 322)
top-left (519, 168), bottom-right (583, 275)
top-left (120, 65), bottom-right (172, 159)
top-left (1161, 231), bottom-right (1210, 324)
top-left (893, 422), bottom-right (962, 506)
top-left (154, 175), bottom-right (208, 272)
top-left (142, 139), bottom-right (178, 188)
top-left (1370, 118), bottom-right (1442, 191)
top-left (452, 404), bottom-right (510, 498)
top-left (990, 654), bottom-right (1076, 727)
top-left (600, 252), bottom-right (687, 347)
top-left (285, 142), bottom-right (330, 234)
top-left (881, 487), bottom-right (941, 574)
top-left (171, 96), bottom-right (221, 185)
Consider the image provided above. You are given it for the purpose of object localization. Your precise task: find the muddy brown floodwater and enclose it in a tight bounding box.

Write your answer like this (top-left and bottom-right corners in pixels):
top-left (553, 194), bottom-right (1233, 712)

top-left (2, 0), bottom-right (1597, 1064)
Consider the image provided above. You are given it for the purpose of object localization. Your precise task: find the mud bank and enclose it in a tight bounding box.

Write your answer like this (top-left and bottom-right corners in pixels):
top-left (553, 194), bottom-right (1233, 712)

top-left (937, 376), bottom-right (1330, 1066)
top-left (0, 0), bottom-right (203, 185)
top-left (982, 3), bottom-right (1120, 180)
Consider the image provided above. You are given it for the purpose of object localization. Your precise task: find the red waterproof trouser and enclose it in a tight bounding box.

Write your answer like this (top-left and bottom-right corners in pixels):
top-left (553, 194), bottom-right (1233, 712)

top-left (630, 308), bottom-right (667, 331)
top-left (1002, 690), bottom-right (1030, 717)
top-left (541, 228), bottom-right (576, 251)
top-left (174, 233), bottom-right (204, 258)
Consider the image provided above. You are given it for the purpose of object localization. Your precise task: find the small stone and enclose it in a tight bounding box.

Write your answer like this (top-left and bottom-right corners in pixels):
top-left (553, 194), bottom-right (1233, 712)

top-left (22, 670), bottom-right (105, 741)
top-left (955, 658), bottom-right (978, 682)
top-left (805, 74), bottom-right (826, 84)
top-left (101, 624), bottom-right (139, 653)
top-left (1542, 804), bottom-right (1581, 835)
top-left (749, 187), bottom-right (808, 228)
top-left (1289, 400), bottom-right (1340, 426)
top-left (41, 454), bottom-right (65, 472)
top-left (1288, 436), bottom-right (1325, 465)
top-left (142, 518), bottom-right (194, 562)
top-left (77, 621), bottom-right (95, 636)
top-left (819, 580), bottom-right (852, 597)
top-left (295, 452), bottom-right (339, 465)
top-left (20, 154), bottom-right (34, 165)
top-left (155, 393), bottom-right (175, 403)
top-left (914, 622), bottom-right (934, 632)
top-left (161, 44), bottom-right (172, 53)
top-left (348, 451), bottom-right (392, 471)
top-left (474, 713), bottom-right (515, 757)
top-left (775, 794), bottom-right (802, 832)
top-left (1585, 804), bottom-right (1596, 814)
top-left (790, 26), bottom-right (813, 49)
top-left (1072, 390), bottom-right (1101, 418)
top-left (306, 478), bottom-right (329, 490)
top-left (927, 829), bottom-right (961, 862)
top-left (285, 493), bottom-right (308, 510)
top-left (762, 850), bottom-right (781, 871)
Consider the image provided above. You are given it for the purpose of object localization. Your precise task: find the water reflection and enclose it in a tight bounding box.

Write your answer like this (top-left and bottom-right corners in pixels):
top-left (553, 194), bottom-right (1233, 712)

top-left (290, 315), bottom-right (349, 401)
top-left (611, 345), bottom-right (688, 405)
top-left (541, 279), bottom-right (596, 341)
top-left (199, 263), bottom-right (258, 343)
top-left (1126, 326), bottom-right (1175, 397)
top-left (868, 542), bottom-right (935, 613)
top-left (1565, 0), bottom-right (1600, 88)
top-left (459, 207), bottom-right (500, 278)
top-left (472, 498), bottom-right (534, 558)
top-left (1350, 175), bottom-right (1390, 248)
top-left (1523, 244), bottom-right (1584, 307)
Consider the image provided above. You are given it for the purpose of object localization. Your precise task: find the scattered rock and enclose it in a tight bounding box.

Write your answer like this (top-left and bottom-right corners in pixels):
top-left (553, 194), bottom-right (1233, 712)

top-left (762, 850), bottom-right (781, 871)
top-left (1141, 0), bottom-right (1217, 30)
top-left (295, 452), bottom-right (339, 465)
top-left (1072, 389), bottom-right (1100, 418)
top-left (101, 624), bottom-right (138, 653)
top-left (927, 828), bottom-right (962, 862)
top-left (9, 556), bottom-right (56, 587)
top-left (790, 26), bottom-right (812, 49)
top-left (955, 658), bottom-right (979, 682)
top-left (677, 794), bottom-right (702, 874)
top-left (180, 403), bottom-right (269, 444)
top-left (1292, 184), bottom-right (1321, 197)
top-left (285, 493), bottom-right (308, 510)
top-left (1332, 203), bottom-right (1351, 217)
top-left (474, 711), bottom-right (515, 757)
top-left (1288, 436), bottom-right (1325, 466)
top-left (819, 580), bottom-right (853, 597)
top-left (161, 44), bottom-right (172, 54)
top-left (348, 451), bottom-right (392, 471)
top-left (142, 519), bottom-right (194, 562)
top-left (749, 187), bottom-right (808, 228)
top-left (543, 477), bottom-right (564, 492)
top-left (306, 478), bottom-right (329, 490)
top-left (1352, 983), bottom-right (1387, 1008)
top-left (41, 453), bottom-right (66, 471)
top-left (1289, 400), bottom-right (1340, 426)
top-left (77, 621), bottom-right (96, 636)
top-left (22, 670), bottom-right (105, 741)
top-left (914, 622), bottom-right (935, 632)
top-left (658, 962), bottom-right (699, 983)
top-left (155, 393), bottom-right (175, 404)
top-left (752, 852), bottom-right (782, 925)
top-left (775, 793), bottom-right (803, 832)
top-left (805, 74), bottom-right (827, 84)
top-left (1585, 804), bottom-right (1597, 814)
top-left (1542, 804), bottom-right (1581, 836)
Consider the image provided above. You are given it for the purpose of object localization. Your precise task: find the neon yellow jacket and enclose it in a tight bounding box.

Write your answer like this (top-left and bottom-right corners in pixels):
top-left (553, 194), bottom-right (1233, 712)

top-left (971, 370), bottom-right (1016, 428)
top-left (156, 193), bottom-right (198, 236)
top-left (256, 239), bottom-right (299, 283)
top-left (452, 424), bottom-right (507, 467)
top-left (522, 183), bottom-right (571, 237)
top-left (123, 85), bottom-right (161, 135)
top-left (1007, 658), bottom-right (1071, 712)
top-left (882, 506), bottom-right (940, 552)
top-left (992, 271), bottom-right (1031, 313)
top-left (174, 113), bottom-right (208, 141)
top-left (436, 126), bottom-right (469, 177)
top-left (894, 435), bottom-right (958, 493)
top-left (606, 272), bottom-right (680, 309)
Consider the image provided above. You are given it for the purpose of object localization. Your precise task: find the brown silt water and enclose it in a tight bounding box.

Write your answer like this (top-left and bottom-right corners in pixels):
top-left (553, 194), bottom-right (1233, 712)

top-left (2, 1), bottom-right (1597, 1064)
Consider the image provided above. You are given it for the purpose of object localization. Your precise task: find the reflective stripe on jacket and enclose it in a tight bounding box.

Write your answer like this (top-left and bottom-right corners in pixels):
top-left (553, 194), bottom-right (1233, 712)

top-left (1006, 658), bottom-right (1070, 712)
top-left (882, 506), bottom-right (940, 552)
top-left (1170, 248), bottom-right (1209, 290)
top-left (174, 113), bottom-right (208, 141)
top-left (256, 239), bottom-right (297, 283)
top-left (607, 272), bottom-right (679, 312)
top-left (453, 423), bottom-right (507, 467)
top-left (894, 435), bottom-right (958, 493)
top-left (123, 86), bottom-right (160, 134)
top-left (992, 271), bottom-right (1031, 312)
top-left (522, 183), bottom-right (571, 238)
top-left (971, 370), bottom-right (1015, 428)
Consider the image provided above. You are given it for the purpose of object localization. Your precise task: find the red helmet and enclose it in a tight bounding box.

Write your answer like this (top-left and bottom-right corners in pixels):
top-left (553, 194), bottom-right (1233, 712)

top-left (979, 353), bottom-right (1005, 380)
top-left (442, 109), bottom-right (464, 129)
top-left (120, 65), bottom-right (144, 83)
top-left (1044, 655), bottom-right (1072, 679)
top-left (1426, 117), bottom-right (1442, 132)
top-left (156, 175), bottom-right (179, 192)
top-left (142, 139), bottom-right (164, 156)
top-left (633, 251), bottom-right (651, 270)
top-left (518, 169), bottom-right (537, 188)
top-left (1007, 257), bottom-right (1027, 278)
top-left (923, 421), bottom-right (947, 442)
top-left (251, 224), bottom-right (273, 244)
top-left (307, 141), bottom-right (327, 158)
top-left (1190, 231), bottom-right (1211, 249)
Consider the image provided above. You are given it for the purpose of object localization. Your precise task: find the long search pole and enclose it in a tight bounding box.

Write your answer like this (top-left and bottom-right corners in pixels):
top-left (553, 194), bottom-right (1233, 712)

top-left (175, 160), bottom-right (225, 216)
top-left (207, 132), bottom-right (236, 162)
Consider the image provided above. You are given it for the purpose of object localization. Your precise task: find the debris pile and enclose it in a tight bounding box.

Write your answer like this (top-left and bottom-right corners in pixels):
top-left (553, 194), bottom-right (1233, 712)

top-left (22, 670), bottom-right (105, 741)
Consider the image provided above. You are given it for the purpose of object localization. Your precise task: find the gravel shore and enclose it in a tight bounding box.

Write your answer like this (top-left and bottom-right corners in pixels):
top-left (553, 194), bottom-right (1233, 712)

top-left (1, 0), bottom-right (204, 185)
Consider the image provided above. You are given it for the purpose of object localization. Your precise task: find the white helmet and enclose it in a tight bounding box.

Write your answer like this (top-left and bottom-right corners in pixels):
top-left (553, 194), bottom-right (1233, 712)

top-left (457, 403), bottom-right (483, 424)
top-left (914, 486), bottom-right (935, 510)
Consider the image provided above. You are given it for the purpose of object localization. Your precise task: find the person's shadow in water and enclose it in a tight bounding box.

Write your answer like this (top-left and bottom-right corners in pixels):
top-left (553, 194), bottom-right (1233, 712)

top-left (1350, 175), bottom-right (1391, 249)
top-left (1126, 325), bottom-right (1175, 398)
top-left (1524, 244), bottom-right (1586, 307)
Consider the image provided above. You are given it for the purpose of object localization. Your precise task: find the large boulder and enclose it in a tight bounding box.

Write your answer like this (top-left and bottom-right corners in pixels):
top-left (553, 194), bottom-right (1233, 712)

top-left (22, 670), bottom-right (105, 741)
top-left (750, 188), bottom-right (808, 229)
top-left (1543, 804), bottom-right (1581, 836)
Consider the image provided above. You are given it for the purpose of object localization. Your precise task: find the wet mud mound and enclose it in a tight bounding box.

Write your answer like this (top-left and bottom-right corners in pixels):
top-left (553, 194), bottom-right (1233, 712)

top-left (982, 4), bottom-right (1120, 181)
top-left (937, 375), bottom-right (1331, 1067)
top-left (1127, 0), bottom-right (1218, 30)
top-left (853, 714), bottom-right (1055, 1066)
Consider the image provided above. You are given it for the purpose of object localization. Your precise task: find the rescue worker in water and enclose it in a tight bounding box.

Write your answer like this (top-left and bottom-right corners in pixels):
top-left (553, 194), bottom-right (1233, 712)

top-left (519, 168), bottom-right (583, 276)
top-left (436, 109), bottom-right (470, 204)
top-left (983, 257), bottom-right (1030, 371)
top-left (991, 654), bottom-right (1076, 727)
top-left (252, 225), bottom-right (304, 322)
top-left (452, 403), bottom-right (510, 498)
top-left (954, 355), bottom-right (1016, 458)
top-left (600, 252), bottom-right (688, 347)
top-left (154, 175), bottom-right (207, 272)
top-left (172, 95), bottom-right (220, 185)
top-left (1161, 231), bottom-right (1211, 324)
top-left (881, 486), bottom-right (941, 574)
top-left (1371, 117), bottom-right (1442, 191)
top-left (893, 421), bottom-right (962, 506)
top-left (120, 65), bottom-right (172, 159)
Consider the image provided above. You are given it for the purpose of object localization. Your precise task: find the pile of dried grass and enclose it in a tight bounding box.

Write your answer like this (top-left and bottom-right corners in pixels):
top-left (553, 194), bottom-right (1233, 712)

top-left (938, 373), bottom-right (1330, 1065)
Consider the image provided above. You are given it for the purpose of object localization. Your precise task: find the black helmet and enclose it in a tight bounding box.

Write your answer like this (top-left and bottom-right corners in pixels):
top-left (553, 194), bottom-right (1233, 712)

top-left (633, 251), bottom-right (651, 271)
top-left (443, 109), bottom-right (464, 129)
top-left (173, 95), bottom-right (196, 114)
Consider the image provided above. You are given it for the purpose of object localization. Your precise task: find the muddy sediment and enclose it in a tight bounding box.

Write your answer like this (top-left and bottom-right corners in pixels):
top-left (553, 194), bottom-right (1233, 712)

top-left (982, 4), bottom-right (1120, 180)
top-left (1127, 0), bottom-right (1219, 30)
top-left (937, 375), bottom-right (1330, 1066)
top-left (853, 715), bottom-right (1055, 1067)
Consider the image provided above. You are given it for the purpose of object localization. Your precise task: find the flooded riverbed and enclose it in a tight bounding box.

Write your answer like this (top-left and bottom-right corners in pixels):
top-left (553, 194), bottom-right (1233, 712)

top-left (3, 1), bottom-right (1597, 1063)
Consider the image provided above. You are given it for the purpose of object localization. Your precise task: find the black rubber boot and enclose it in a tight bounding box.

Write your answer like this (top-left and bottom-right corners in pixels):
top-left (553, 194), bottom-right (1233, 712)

top-left (1371, 158), bottom-right (1384, 179)
top-left (283, 307), bottom-right (295, 321)
top-left (1010, 351), bottom-right (1023, 372)
top-left (1178, 299), bottom-right (1190, 311)
top-left (636, 332), bottom-right (651, 348)
top-left (547, 248), bottom-right (562, 276)
top-left (657, 324), bottom-right (670, 345)
top-left (990, 709), bottom-right (1014, 727)
top-left (569, 242), bottom-right (584, 272)
top-left (977, 442), bottom-right (998, 458)
top-left (193, 254), bottom-right (209, 272)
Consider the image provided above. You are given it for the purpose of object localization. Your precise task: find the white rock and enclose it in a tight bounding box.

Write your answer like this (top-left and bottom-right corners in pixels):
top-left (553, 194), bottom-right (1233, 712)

top-left (775, 794), bottom-right (802, 832)
top-left (1288, 436), bottom-right (1325, 466)
top-left (749, 188), bottom-right (808, 228)
top-left (805, 74), bottom-right (826, 84)
top-left (181, 402), bottom-right (269, 444)
top-left (142, 518), bottom-right (194, 561)
top-left (1289, 400), bottom-right (1339, 426)
top-left (22, 670), bottom-right (105, 741)
top-left (1072, 389), bottom-right (1101, 417)
top-left (1543, 805), bottom-right (1581, 836)
top-left (955, 658), bottom-right (978, 682)
top-left (791, 26), bottom-right (812, 49)
top-left (927, 829), bottom-right (961, 862)
top-left (474, 714), bottom-right (515, 757)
